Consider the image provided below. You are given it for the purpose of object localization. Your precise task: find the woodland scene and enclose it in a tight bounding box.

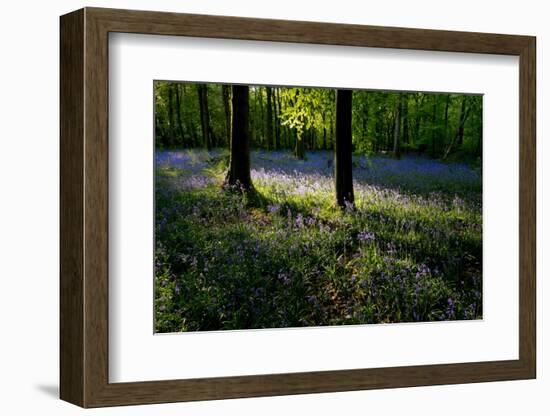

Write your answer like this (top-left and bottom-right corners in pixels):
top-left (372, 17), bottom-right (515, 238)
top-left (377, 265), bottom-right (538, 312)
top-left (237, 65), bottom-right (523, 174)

top-left (154, 81), bottom-right (482, 332)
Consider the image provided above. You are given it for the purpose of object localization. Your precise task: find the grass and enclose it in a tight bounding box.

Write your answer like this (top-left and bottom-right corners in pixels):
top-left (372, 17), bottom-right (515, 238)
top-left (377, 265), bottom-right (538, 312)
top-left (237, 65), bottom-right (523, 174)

top-left (154, 149), bottom-right (482, 332)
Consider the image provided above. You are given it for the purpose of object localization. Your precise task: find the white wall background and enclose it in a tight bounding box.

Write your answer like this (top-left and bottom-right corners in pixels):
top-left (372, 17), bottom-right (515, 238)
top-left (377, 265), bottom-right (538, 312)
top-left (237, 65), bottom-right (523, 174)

top-left (0, 0), bottom-right (545, 414)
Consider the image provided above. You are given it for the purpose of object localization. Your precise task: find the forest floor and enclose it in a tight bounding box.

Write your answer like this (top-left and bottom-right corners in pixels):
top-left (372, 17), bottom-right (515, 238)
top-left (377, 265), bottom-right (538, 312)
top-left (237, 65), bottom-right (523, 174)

top-left (154, 149), bottom-right (482, 332)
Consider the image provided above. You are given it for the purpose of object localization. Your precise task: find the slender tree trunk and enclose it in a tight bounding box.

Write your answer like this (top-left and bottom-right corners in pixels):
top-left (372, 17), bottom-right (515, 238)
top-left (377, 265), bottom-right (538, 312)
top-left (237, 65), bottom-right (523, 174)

top-left (457, 96), bottom-right (467, 147)
top-left (322, 111), bottom-right (327, 150)
top-left (292, 91), bottom-right (305, 159)
top-left (443, 95), bottom-right (450, 145)
top-left (442, 98), bottom-right (472, 160)
top-left (225, 85), bottom-right (252, 190)
top-left (393, 94), bottom-right (402, 159)
top-left (167, 84), bottom-right (176, 147)
top-left (197, 84), bottom-right (212, 150)
top-left (258, 87), bottom-right (265, 148)
top-left (295, 132), bottom-right (305, 159)
top-left (334, 89), bottom-right (354, 208)
top-left (402, 95), bottom-right (409, 147)
top-left (266, 87), bottom-right (274, 150)
top-left (329, 113), bottom-right (334, 151)
top-left (431, 96), bottom-right (437, 157)
top-left (174, 84), bottom-right (186, 147)
top-left (222, 85), bottom-right (231, 147)
top-left (274, 88), bottom-right (281, 149)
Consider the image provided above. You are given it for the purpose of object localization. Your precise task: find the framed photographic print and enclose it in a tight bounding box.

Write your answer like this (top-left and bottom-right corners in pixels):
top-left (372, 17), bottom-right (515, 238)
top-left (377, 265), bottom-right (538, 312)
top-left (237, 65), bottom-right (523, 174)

top-left (60, 7), bottom-right (536, 408)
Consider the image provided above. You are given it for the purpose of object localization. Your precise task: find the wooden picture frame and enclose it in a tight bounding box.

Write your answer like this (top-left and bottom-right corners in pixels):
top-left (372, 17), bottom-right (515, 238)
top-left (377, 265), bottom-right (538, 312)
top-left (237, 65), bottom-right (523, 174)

top-left (60, 7), bottom-right (536, 408)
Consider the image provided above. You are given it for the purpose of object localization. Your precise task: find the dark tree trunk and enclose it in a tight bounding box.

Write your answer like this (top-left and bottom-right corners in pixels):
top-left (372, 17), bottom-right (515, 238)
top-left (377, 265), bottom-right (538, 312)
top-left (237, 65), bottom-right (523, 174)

top-left (222, 84), bottom-right (231, 146)
top-left (334, 89), bottom-right (354, 208)
top-left (225, 85), bottom-right (252, 190)
top-left (457, 96), bottom-right (467, 147)
top-left (266, 87), bottom-right (274, 150)
top-left (295, 132), bottom-right (305, 159)
top-left (174, 84), bottom-right (185, 147)
top-left (197, 84), bottom-right (212, 150)
top-left (274, 88), bottom-right (281, 149)
top-left (402, 95), bottom-right (409, 146)
top-left (167, 84), bottom-right (176, 147)
top-left (393, 94), bottom-right (402, 159)
top-left (329, 112), bottom-right (334, 151)
top-left (431, 96), bottom-right (438, 157)
top-left (442, 97), bottom-right (472, 160)
top-left (322, 111), bottom-right (327, 150)
top-left (258, 87), bottom-right (264, 148)
top-left (443, 95), bottom-right (450, 145)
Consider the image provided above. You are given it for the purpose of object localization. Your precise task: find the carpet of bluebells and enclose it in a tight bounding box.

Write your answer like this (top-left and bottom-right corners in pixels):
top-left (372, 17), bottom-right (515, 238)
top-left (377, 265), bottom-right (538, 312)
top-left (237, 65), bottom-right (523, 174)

top-left (155, 149), bottom-right (482, 332)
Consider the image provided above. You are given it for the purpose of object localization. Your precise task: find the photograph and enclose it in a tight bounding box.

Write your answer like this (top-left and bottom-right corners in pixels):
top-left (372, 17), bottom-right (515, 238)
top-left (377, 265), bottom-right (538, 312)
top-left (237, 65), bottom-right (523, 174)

top-left (153, 82), bottom-right (483, 333)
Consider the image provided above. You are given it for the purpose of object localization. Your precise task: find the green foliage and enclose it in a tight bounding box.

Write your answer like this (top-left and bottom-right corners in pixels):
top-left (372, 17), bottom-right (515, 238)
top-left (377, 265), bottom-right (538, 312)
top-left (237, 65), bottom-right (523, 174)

top-left (155, 81), bottom-right (482, 161)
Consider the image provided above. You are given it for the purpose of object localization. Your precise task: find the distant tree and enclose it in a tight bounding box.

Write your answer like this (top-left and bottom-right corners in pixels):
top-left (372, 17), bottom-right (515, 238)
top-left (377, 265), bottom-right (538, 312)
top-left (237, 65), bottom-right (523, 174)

top-left (167, 84), bottom-right (176, 147)
top-left (266, 87), bottom-right (274, 150)
top-left (402, 94), bottom-right (409, 146)
top-left (443, 96), bottom-right (472, 160)
top-left (456, 96), bottom-right (469, 147)
top-left (174, 84), bottom-right (185, 146)
top-left (225, 85), bottom-right (252, 190)
top-left (430, 95), bottom-right (438, 157)
top-left (393, 93), bottom-right (402, 159)
top-left (273, 88), bottom-right (281, 149)
top-left (197, 83), bottom-right (212, 150)
top-left (334, 89), bottom-right (354, 208)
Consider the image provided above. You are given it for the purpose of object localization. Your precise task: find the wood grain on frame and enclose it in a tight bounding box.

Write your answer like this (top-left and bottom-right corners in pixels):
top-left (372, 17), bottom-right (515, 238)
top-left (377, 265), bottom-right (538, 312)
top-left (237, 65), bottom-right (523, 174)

top-left (60, 7), bottom-right (536, 408)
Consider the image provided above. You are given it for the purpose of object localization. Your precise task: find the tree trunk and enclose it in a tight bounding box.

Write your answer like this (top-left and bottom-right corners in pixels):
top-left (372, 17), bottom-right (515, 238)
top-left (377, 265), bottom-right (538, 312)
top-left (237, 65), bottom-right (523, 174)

top-left (443, 95), bottom-right (450, 145)
top-left (222, 84), bottom-right (231, 147)
top-left (322, 112), bottom-right (327, 150)
top-left (393, 94), bottom-right (402, 159)
top-left (266, 87), bottom-right (274, 150)
top-left (295, 132), bottom-right (305, 159)
top-left (258, 87), bottom-right (264, 148)
top-left (292, 91), bottom-right (305, 159)
top-left (329, 112), bottom-right (334, 151)
top-left (167, 84), bottom-right (176, 147)
top-left (225, 85), bottom-right (252, 190)
top-left (197, 84), bottom-right (212, 150)
top-left (431, 96), bottom-right (437, 157)
top-left (334, 89), bottom-right (354, 208)
top-left (457, 96), bottom-right (467, 147)
top-left (274, 88), bottom-right (281, 149)
top-left (402, 95), bottom-right (409, 146)
top-left (174, 84), bottom-right (186, 147)
top-left (442, 98), bottom-right (472, 160)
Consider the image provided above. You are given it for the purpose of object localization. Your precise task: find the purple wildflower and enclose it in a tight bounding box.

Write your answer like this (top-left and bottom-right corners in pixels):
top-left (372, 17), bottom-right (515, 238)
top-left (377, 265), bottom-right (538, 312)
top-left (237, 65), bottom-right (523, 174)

top-left (358, 230), bottom-right (375, 243)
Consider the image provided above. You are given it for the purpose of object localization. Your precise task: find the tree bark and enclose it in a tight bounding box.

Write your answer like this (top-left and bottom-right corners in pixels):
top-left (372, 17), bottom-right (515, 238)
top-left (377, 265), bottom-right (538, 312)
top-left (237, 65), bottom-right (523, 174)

top-left (225, 85), bottom-right (252, 190)
top-left (174, 84), bottom-right (186, 147)
top-left (266, 87), bottom-right (274, 150)
top-left (442, 98), bottom-right (472, 160)
top-left (291, 90), bottom-right (305, 159)
top-left (222, 84), bottom-right (231, 147)
top-left (443, 95), bottom-right (450, 145)
top-left (402, 95), bottom-right (409, 146)
top-left (274, 88), bottom-right (281, 149)
top-left (167, 84), bottom-right (176, 147)
top-left (334, 89), bottom-right (354, 208)
top-left (457, 96), bottom-right (467, 147)
top-left (197, 84), bottom-right (212, 150)
top-left (393, 94), bottom-right (402, 159)
top-left (322, 111), bottom-right (327, 150)
top-left (431, 95), bottom-right (438, 157)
